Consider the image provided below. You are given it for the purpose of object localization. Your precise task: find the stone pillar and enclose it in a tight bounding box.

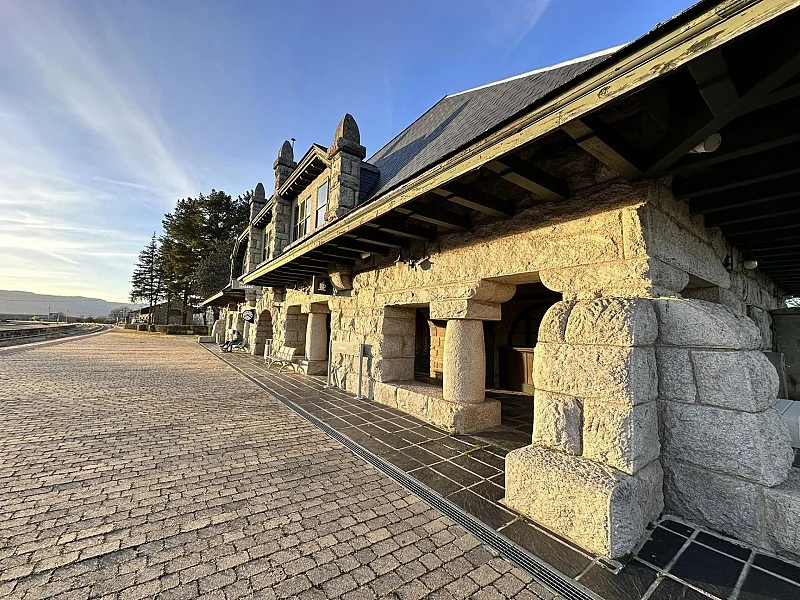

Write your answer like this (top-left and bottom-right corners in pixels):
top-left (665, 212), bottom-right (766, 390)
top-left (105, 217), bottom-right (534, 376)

top-left (443, 320), bottom-right (485, 404)
top-left (427, 299), bottom-right (502, 433)
top-left (505, 297), bottom-right (663, 558)
top-left (653, 298), bottom-right (794, 554)
top-left (302, 304), bottom-right (330, 375)
top-left (272, 141), bottom-right (296, 256)
top-left (327, 114), bottom-right (365, 221)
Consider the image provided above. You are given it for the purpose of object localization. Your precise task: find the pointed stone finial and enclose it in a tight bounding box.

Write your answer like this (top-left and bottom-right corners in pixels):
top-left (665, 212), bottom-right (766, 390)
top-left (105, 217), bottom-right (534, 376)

top-left (279, 140), bottom-right (294, 163)
top-left (254, 182), bottom-right (266, 201)
top-left (329, 114), bottom-right (366, 159)
top-left (273, 140), bottom-right (297, 170)
top-left (335, 114), bottom-right (360, 146)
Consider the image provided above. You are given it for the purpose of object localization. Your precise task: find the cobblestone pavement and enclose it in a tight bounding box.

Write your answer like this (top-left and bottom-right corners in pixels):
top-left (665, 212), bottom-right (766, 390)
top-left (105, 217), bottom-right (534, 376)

top-left (0, 331), bottom-right (553, 600)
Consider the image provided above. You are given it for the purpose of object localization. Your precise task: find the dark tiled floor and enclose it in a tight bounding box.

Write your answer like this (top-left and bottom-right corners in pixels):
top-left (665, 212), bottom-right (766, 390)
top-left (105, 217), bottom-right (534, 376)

top-left (210, 346), bottom-right (800, 600)
top-left (634, 518), bottom-right (800, 600)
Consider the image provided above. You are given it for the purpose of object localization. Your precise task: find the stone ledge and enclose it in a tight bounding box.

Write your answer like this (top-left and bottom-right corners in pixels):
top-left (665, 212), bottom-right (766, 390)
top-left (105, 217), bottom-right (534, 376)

top-left (372, 381), bottom-right (500, 434)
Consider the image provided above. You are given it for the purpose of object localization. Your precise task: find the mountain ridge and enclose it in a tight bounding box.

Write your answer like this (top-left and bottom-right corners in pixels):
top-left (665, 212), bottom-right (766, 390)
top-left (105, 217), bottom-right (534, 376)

top-left (0, 290), bottom-right (139, 318)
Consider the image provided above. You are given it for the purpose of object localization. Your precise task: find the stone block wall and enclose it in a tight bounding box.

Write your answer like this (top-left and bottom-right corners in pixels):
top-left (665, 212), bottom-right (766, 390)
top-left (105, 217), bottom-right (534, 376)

top-left (506, 298), bottom-right (663, 557)
top-left (652, 298), bottom-right (795, 555)
top-left (236, 159), bottom-right (796, 558)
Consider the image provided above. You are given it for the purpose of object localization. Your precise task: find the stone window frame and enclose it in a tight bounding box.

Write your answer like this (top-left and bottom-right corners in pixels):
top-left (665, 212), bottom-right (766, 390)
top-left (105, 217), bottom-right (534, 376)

top-left (315, 179), bottom-right (329, 228)
top-left (291, 196), bottom-right (310, 242)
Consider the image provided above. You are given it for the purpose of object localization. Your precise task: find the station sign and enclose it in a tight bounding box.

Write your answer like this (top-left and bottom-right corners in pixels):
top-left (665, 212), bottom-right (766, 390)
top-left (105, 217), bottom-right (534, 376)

top-left (312, 276), bottom-right (334, 295)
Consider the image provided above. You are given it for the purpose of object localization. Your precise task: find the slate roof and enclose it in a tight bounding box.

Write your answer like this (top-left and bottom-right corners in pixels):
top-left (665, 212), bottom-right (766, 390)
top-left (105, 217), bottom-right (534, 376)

top-left (363, 48), bottom-right (619, 202)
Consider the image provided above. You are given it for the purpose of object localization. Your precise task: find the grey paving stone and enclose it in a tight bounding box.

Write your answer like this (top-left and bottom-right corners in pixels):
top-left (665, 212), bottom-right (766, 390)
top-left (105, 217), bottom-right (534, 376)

top-left (0, 332), bottom-right (550, 600)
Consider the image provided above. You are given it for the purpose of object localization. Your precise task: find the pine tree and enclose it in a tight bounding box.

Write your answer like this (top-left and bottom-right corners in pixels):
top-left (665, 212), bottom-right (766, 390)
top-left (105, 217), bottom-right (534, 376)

top-left (159, 190), bottom-right (249, 324)
top-left (130, 233), bottom-right (164, 322)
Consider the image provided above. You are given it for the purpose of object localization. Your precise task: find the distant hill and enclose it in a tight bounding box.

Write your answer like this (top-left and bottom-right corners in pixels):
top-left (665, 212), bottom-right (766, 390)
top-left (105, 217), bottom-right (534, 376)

top-left (0, 290), bottom-right (140, 318)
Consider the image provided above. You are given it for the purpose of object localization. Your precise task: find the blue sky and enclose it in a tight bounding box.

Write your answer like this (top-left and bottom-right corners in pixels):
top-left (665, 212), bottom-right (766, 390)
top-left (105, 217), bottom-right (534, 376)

top-left (0, 0), bottom-right (696, 303)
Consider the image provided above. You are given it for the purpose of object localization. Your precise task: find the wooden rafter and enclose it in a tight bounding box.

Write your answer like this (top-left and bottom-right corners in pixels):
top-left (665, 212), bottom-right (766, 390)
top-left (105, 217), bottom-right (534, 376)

top-left (645, 44), bottom-right (800, 175)
top-left (483, 155), bottom-right (568, 201)
top-left (367, 217), bottom-right (436, 242)
top-left (396, 204), bottom-right (471, 230)
top-left (674, 143), bottom-right (800, 198)
top-left (436, 182), bottom-right (512, 218)
top-left (562, 116), bottom-right (642, 179)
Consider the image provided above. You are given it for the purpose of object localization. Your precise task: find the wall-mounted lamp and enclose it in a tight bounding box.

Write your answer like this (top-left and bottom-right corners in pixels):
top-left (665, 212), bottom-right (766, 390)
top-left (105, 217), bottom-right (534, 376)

top-left (689, 133), bottom-right (722, 154)
top-left (742, 252), bottom-right (758, 270)
top-left (394, 249), bottom-right (407, 269)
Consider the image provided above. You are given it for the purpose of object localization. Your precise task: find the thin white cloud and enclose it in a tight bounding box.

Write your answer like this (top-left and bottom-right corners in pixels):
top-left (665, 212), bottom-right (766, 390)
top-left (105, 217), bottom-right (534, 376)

top-left (0, 1), bottom-right (198, 301)
top-left (482, 0), bottom-right (552, 51)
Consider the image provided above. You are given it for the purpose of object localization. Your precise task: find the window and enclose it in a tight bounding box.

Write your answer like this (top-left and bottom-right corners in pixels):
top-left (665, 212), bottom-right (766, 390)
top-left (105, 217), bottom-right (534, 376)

top-left (262, 229), bottom-right (271, 262)
top-left (292, 197), bottom-right (310, 241)
top-left (316, 180), bottom-right (329, 227)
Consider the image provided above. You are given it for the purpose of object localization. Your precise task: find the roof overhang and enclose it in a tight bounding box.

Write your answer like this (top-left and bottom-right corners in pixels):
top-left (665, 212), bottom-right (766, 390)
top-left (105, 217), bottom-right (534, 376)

top-left (252, 196), bottom-right (274, 227)
top-left (199, 284), bottom-right (246, 307)
top-left (243, 0), bottom-right (800, 293)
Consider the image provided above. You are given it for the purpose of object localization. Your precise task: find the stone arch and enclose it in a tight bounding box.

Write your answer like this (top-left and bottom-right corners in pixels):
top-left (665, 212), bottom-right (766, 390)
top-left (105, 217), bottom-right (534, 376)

top-left (253, 310), bottom-right (274, 356)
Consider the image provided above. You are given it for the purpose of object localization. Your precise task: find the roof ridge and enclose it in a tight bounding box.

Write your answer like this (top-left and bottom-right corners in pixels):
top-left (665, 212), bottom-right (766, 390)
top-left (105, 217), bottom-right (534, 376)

top-left (445, 44), bottom-right (626, 98)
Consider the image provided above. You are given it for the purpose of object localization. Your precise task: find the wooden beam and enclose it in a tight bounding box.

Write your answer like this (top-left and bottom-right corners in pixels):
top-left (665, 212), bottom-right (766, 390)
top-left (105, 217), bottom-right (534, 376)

top-left (645, 46), bottom-right (800, 175)
top-left (367, 217), bottom-right (437, 241)
top-left (484, 156), bottom-right (568, 201)
top-left (241, 1), bottom-right (800, 288)
top-left (332, 239), bottom-right (392, 256)
top-left (310, 247), bottom-right (362, 262)
top-left (437, 182), bottom-right (512, 218)
top-left (688, 50), bottom-right (739, 116)
top-left (669, 100), bottom-right (800, 175)
top-left (725, 226), bottom-right (800, 246)
top-left (562, 116), bottom-right (643, 179)
top-left (674, 144), bottom-right (800, 198)
top-left (689, 175), bottom-right (800, 214)
top-left (396, 204), bottom-right (471, 230)
top-left (703, 197), bottom-right (800, 227)
top-left (349, 228), bottom-right (410, 249)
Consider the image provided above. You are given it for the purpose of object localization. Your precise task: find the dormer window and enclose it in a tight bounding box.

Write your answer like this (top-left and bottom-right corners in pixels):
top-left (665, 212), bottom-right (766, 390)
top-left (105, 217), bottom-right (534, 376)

top-left (316, 179), bottom-right (329, 228)
top-left (292, 196), bottom-right (310, 242)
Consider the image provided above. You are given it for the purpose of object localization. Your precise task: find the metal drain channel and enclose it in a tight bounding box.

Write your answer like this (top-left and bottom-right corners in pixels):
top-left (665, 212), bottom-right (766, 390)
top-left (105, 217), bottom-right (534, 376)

top-left (204, 346), bottom-right (602, 600)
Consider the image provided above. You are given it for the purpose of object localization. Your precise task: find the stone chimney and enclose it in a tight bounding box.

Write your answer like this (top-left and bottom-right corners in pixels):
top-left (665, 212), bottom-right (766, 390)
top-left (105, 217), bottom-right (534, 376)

top-left (249, 182), bottom-right (267, 221)
top-left (272, 141), bottom-right (296, 257)
top-left (244, 183), bottom-right (267, 275)
top-left (274, 140), bottom-right (296, 191)
top-left (326, 114), bottom-right (366, 221)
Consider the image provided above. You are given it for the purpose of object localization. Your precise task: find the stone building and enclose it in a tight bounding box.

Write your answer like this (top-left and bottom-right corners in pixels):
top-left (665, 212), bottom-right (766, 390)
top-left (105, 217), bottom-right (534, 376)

top-left (201, 0), bottom-right (800, 561)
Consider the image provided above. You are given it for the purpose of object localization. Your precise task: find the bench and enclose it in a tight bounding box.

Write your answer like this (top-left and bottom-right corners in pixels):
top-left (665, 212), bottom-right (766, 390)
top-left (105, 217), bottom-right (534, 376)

top-left (265, 345), bottom-right (298, 373)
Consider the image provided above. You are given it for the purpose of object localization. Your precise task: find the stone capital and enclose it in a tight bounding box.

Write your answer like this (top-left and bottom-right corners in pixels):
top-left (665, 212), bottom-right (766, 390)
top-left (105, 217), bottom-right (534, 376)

top-left (429, 299), bottom-right (501, 321)
top-left (301, 301), bottom-right (331, 315)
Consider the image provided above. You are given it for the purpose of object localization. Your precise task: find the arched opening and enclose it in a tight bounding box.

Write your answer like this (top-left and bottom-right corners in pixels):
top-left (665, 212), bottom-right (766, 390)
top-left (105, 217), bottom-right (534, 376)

top-left (254, 310), bottom-right (274, 357)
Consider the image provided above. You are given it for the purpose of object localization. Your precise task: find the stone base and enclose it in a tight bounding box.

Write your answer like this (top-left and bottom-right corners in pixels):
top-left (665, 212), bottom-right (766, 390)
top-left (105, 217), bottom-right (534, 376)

top-left (504, 446), bottom-right (663, 558)
top-left (197, 336), bottom-right (214, 343)
top-left (763, 468), bottom-right (800, 561)
top-left (295, 359), bottom-right (328, 376)
top-left (373, 381), bottom-right (501, 433)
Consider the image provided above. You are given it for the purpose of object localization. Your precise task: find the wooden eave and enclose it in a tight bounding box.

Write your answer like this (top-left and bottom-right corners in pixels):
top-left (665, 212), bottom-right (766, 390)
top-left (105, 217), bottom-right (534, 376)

top-left (243, 0), bottom-right (800, 290)
top-left (252, 196), bottom-right (274, 227)
top-left (278, 144), bottom-right (330, 200)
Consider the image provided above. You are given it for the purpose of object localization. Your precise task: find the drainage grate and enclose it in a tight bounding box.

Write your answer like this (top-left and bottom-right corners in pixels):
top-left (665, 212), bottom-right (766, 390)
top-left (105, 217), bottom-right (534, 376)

top-left (204, 346), bottom-right (602, 600)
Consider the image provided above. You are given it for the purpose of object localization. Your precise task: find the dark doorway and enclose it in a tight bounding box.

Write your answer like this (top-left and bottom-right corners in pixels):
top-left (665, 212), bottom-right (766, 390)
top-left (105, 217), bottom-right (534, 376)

top-left (414, 308), bottom-right (431, 377)
top-left (491, 283), bottom-right (561, 393)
